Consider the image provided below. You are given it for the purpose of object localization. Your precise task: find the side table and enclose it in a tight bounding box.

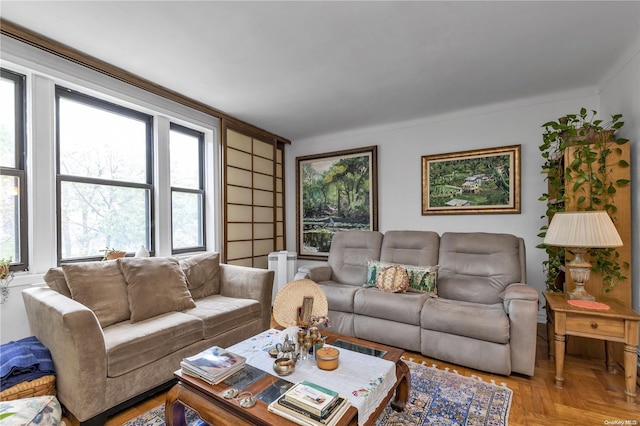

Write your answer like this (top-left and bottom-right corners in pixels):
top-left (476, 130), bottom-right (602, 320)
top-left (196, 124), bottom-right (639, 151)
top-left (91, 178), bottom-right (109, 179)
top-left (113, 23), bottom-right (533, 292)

top-left (544, 292), bottom-right (640, 404)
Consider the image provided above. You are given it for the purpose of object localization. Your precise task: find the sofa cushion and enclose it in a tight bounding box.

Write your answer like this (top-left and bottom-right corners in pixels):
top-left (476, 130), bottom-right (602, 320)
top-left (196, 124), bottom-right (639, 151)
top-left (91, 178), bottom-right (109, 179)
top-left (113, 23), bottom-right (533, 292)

top-left (355, 287), bottom-right (430, 325)
top-left (375, 265), bottom-right (409, 293)
top-left (103, 311), bottom-right (203, 377)
top-left (183, 295), bottom-right (262, 339)
top-left (421, 298), bottom-right (509, 344)
top-left (43, 267), bottom-right (71, 298)
top-left (317, 281), bottom-right (360, 313)
top-left (118, 257), bottom-right (196, 323)
top-left (327, 231), bottom-right (383, 286)
top-left (437, 232), bottom-right (523, 304)
top-left (62, 261), bottom-right (130, 328)
top-left (180, 252), bottom-right (221, 299)
top-left (380, 230), bottom-right (440, 266)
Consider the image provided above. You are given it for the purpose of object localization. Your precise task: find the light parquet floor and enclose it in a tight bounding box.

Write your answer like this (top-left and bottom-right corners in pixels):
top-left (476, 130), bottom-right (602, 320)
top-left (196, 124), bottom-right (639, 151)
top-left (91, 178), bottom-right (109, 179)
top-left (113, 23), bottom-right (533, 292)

top-left (67, 324), bottom-right (638, 426)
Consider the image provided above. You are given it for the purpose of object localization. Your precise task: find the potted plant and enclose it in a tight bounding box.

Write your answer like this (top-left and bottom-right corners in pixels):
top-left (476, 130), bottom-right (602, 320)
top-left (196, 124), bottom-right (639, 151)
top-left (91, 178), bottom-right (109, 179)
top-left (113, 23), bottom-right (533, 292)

top-left (538, 108), bottom-right (630, 292)
top-left (0, 257), bottom-right (13, 303)
top-left (100, 247), bottom-right (127, 260)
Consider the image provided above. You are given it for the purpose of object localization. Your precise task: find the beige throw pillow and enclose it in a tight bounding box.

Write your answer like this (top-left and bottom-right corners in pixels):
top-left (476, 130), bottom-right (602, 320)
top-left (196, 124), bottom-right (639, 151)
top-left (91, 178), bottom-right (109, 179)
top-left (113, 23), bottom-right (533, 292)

top-left (61, 261), bottom-right (130, 328)
top-left (180, 252), bottom-right (221, 299)
top-left (43, 267), bottom-right (72, 298)
top-left (118, 257), bottom-right (196, 323)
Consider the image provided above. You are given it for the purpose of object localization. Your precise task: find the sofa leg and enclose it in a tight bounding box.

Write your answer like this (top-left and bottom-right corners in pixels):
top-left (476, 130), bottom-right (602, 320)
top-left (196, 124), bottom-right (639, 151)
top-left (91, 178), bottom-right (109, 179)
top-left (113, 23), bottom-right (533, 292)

top-left (79, 413), bottom-right (108, 426)
top-left (63, 410), bottom-right (108, 426)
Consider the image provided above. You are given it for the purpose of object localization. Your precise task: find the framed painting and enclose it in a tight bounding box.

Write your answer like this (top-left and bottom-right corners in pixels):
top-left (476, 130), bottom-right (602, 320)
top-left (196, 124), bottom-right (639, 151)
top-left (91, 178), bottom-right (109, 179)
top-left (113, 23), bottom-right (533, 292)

top-left (421, 145), bottom-right (520, 215)
top-left (296, 146), bottom-right (378, 260)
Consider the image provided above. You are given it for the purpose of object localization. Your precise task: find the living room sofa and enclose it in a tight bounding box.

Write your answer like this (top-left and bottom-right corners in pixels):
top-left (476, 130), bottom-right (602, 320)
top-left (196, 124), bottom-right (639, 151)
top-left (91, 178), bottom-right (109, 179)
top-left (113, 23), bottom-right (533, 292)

top-left (21, 252), bottom-right (274, 425)
top-left (295, 230), bottom-right (539, 376)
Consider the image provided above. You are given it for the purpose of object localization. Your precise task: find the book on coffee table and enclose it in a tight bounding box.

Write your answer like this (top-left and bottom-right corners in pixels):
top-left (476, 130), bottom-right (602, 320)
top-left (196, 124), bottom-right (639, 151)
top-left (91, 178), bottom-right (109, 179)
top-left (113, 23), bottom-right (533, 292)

top-left (283, 381), bottom-right (339, 417)
top-left (180, 346), bottom-right (246, 384)
top-left (268, 392), bottom-right (350, 426)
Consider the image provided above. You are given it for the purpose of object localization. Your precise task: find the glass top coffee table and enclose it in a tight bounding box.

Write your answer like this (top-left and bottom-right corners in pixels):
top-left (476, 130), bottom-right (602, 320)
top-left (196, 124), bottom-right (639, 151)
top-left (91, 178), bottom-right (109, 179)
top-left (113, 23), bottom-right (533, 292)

top-left (165, 329), bottom-right (410, 426)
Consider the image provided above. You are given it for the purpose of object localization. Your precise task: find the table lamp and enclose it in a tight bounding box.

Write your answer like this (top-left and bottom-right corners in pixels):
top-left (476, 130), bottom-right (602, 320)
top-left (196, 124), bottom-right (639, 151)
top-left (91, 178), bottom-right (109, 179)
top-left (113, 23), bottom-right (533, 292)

top-left (543, 211), bottom-right (623, 301)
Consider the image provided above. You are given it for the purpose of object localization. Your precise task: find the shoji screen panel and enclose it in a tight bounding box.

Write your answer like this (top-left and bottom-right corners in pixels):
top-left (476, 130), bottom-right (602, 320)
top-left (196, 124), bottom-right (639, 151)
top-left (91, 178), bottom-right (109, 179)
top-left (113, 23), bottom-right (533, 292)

top-left (223, 127), bottom-right (285, 268)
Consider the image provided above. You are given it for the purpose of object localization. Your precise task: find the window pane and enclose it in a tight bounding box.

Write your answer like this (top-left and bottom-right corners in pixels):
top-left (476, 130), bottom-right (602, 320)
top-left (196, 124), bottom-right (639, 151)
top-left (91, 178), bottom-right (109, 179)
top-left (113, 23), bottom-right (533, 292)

top-left (58, 97), bottom-right (147, 182)
top-left (0, 78), bottom-right (16, 168)
top-left (60, 181), bottom-right (149, 258)
top-left (0, 175), bottom-right (19, 261)
top-left (172, 191), bottom-right (203, 249)
top-left (170, 129), bottom-right (200, 189)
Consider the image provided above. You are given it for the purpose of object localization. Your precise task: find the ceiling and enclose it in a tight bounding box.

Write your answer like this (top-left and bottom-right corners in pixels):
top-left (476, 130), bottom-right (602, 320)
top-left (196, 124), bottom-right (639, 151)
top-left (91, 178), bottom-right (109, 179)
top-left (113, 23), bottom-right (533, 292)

top-left (2, 1), bottom-right (640, 141)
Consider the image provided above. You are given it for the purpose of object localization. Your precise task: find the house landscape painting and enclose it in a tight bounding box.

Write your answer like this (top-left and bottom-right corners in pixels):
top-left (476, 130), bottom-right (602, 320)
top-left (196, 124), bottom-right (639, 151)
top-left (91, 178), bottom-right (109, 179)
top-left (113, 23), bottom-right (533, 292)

top-left (422, 145), bottom-right (520, 215)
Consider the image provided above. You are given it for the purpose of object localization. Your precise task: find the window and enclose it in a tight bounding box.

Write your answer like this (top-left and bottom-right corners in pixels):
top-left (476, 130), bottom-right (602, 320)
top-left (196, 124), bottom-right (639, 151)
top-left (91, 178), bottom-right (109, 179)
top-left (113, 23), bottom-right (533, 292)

top-left (170, 123), bottom-right (205, 253)
top-left (0, 68), bottom-right (28, 271)
top-left (56, 87), bottom-right (153, 261)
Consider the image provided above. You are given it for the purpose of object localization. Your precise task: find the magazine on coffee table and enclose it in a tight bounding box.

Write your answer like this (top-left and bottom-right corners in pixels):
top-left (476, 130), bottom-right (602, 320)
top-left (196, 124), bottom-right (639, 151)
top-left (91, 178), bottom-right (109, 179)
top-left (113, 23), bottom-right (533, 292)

top-left (180, 346), bottom-right (246, 384)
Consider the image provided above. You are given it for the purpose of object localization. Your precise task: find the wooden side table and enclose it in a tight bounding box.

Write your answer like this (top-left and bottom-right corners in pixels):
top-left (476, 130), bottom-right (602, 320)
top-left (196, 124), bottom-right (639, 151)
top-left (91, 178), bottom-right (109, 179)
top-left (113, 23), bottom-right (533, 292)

top-left (544, 292), bottom-right (640, 404)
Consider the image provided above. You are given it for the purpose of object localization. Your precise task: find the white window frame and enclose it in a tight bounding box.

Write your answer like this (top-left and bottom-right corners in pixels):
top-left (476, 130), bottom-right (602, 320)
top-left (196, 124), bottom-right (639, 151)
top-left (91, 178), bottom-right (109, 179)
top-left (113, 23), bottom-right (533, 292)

top-left (1, 34), bottom-right (220, 284)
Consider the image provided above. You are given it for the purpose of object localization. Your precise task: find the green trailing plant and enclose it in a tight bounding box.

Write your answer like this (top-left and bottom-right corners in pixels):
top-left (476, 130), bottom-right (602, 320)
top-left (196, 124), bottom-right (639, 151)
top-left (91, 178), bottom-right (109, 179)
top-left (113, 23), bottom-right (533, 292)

top-left (538, 108), bottom-right (630, 292)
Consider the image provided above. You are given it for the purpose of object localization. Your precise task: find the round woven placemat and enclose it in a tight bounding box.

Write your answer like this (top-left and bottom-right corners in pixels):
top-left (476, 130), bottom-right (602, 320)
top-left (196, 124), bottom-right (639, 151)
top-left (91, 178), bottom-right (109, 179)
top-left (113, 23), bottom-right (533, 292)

top-left (273, 279), bottom-right (328, 327)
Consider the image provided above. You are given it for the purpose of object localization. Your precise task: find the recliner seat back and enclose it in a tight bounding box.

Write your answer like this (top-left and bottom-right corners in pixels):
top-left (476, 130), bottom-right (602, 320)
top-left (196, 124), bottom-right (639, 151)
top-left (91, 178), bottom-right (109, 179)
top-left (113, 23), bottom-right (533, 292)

top-left (380, 230), bottom-right (440, 266)
top-left (327, 231), bottom-right (383, 286)
top-left (436, 232), bottom-right (525, 304)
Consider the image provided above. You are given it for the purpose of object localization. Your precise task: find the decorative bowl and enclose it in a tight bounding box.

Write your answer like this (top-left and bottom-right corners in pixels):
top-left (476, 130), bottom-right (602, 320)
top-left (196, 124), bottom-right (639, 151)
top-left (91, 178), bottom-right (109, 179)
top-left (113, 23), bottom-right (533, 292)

top-left (273, 358), bottom-right (295, 376)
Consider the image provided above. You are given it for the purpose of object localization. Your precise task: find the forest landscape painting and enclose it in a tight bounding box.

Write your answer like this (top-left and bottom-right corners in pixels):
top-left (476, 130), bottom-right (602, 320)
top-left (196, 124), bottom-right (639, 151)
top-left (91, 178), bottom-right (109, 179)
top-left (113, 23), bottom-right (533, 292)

top-left (296, 146), bottom-right (378, 259)
top-left (422, 145), bottom-right (520, 215)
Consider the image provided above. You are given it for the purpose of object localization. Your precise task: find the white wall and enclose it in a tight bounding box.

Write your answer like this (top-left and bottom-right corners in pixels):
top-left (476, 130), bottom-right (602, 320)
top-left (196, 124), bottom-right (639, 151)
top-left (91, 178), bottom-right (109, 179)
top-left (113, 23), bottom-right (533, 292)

top-left (286, 90), bottom-right (602, 321)
top-left (599, 42), bottom-right (640, 316)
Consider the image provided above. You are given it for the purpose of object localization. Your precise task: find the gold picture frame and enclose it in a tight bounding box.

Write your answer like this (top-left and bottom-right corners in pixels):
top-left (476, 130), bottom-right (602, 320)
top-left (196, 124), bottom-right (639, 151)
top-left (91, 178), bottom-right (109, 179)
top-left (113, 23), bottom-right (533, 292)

top-left (296, 146), bottom-right (378, 260)
top-left (421, 145), bottom-right (521, 215)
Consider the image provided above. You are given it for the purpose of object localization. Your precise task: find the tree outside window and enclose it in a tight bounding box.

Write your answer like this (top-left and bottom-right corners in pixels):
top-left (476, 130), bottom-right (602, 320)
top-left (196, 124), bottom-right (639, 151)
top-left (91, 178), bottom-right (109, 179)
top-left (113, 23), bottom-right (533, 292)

top-left (56, 88), bottom-right (153, 261)
top-left (0, 69), bottom-right (27, 270)
top-left (170, 123), bottom-right (205, 253)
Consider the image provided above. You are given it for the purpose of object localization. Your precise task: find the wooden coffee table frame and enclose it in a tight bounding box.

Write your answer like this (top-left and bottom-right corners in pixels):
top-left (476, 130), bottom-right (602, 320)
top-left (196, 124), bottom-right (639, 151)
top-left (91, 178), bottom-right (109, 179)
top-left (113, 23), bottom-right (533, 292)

top-left (165, 330), bottom-right (410, 426)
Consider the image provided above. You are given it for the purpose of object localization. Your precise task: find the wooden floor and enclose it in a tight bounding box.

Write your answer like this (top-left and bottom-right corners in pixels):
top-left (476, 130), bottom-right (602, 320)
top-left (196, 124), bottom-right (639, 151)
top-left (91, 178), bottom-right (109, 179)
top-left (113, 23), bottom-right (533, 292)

top-left (63, 324), bottom-right (638, 426)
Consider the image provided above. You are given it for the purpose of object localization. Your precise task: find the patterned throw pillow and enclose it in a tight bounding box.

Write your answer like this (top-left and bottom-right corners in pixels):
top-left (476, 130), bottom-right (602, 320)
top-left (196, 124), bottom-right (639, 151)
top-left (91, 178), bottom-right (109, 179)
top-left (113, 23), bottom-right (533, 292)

top-left (375, 264), bottom-right (410, 293)
top-left (365, 259), bottom-right (387, 287)
top-left (366, 259), bottom-right (439, 296)
top-left (404, 264), bottom-right (439, 296)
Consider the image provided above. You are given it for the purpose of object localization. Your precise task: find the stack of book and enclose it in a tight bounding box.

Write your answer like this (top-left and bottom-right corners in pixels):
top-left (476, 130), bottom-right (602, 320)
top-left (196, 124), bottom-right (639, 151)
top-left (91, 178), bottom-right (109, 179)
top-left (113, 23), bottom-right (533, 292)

top-left (268, 381), bottom-right (351, 426)
top-left (180, 346), bottom-right (246, 385)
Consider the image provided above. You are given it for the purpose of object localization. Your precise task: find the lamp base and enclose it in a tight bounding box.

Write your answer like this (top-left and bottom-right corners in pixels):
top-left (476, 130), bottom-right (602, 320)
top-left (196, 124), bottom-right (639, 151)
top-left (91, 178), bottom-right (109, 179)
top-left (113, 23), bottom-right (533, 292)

top-left (568, 284), bottom-right (595, 301)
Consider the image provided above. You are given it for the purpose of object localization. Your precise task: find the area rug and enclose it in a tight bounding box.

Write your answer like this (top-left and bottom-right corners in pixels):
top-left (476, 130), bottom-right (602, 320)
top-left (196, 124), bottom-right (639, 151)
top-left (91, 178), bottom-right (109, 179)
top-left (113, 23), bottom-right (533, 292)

top-left (124, 359), bottom-right (512, 426)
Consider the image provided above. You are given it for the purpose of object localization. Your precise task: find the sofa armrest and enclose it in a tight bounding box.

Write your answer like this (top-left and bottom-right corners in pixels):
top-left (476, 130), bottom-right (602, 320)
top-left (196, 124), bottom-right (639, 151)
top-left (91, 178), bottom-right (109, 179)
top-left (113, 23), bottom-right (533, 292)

top-left (22, 287), bottom-right (107, 422)
top-left (500, 283), bottom-right (539, 302)
top-left (499, 283), bottom-right (539, 376)
top-left (294, 265), bottom-right (332, 282)
top-left (219, 264), bottom-right (274, 331)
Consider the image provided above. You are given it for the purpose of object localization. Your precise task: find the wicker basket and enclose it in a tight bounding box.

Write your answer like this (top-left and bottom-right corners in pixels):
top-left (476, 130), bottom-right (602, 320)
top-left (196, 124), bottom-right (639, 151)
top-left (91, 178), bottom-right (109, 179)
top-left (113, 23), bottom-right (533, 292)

top-left (0, 375), bottom-right (56, 401)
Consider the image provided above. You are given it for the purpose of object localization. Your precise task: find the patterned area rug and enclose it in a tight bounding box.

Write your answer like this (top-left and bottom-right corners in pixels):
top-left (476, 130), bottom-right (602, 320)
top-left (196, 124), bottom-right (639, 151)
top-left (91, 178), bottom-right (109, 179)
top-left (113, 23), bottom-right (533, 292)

top-left (124, 359), bottom-right (512, 426)
top-left (376, 360), bottom-right (512, 425)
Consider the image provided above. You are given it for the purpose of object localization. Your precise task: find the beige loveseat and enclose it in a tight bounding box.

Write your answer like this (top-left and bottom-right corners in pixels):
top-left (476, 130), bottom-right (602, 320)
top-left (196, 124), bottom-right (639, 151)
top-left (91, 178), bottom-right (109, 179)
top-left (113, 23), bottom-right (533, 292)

top-left (296, 230), bottom-right (539, 376)
top-left (22, 252), bottom-right (273, 425)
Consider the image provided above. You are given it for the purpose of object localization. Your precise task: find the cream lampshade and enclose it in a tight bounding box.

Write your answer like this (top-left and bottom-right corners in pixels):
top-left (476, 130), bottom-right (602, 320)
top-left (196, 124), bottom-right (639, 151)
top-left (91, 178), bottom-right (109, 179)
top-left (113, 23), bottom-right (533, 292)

top-left (544, 211), bottom-right (623, 301)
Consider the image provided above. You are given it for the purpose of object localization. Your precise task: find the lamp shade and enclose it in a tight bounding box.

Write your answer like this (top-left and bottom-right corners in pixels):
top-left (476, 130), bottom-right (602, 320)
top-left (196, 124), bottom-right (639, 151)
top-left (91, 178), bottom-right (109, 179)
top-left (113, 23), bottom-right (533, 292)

top-left (544, 211), bottom-right (623, 248)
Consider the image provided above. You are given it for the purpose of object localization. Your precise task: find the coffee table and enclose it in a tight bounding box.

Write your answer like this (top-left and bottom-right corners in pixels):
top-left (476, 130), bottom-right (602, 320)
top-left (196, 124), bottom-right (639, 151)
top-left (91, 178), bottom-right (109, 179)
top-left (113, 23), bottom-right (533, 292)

top-left (165, 329), bottom-right (410, 426)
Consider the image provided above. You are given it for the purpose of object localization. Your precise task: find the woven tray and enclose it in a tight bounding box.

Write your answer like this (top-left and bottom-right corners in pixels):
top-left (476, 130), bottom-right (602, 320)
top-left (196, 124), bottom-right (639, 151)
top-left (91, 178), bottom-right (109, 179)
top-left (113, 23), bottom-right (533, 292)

top-left (0, 375), bottom-right (56, 401)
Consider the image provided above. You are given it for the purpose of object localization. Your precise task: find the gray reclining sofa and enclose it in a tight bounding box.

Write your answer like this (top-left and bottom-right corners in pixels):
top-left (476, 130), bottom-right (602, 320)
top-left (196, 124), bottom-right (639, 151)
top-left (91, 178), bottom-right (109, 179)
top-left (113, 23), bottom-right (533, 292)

top-left (296, 230), bottom-right (539, 376)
